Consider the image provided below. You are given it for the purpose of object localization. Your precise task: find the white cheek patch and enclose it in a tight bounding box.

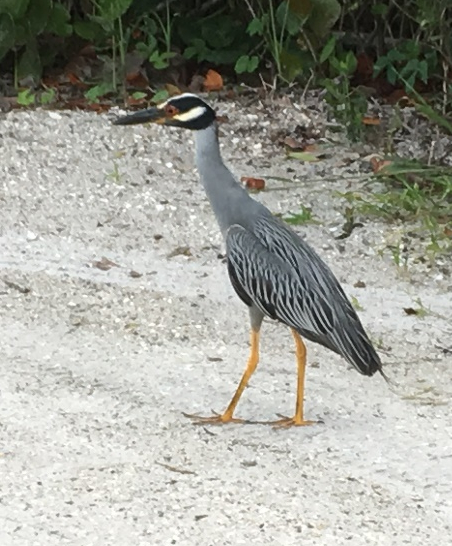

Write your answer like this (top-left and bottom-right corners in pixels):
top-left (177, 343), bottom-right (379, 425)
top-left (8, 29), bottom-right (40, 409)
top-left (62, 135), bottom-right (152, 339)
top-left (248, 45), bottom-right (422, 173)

top-left (173, 106), bottom-right (207, 122)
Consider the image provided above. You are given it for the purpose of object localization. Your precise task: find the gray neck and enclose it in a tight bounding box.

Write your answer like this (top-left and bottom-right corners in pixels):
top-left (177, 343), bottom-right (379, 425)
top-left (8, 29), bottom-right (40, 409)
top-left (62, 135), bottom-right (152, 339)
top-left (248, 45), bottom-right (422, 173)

top-left (194, 123), bottom-right (252, 235)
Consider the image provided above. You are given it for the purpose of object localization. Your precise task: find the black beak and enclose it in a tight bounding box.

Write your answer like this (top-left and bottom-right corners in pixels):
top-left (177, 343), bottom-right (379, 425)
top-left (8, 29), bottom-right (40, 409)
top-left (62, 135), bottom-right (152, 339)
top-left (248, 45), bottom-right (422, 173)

top-left (112, 107), bottom-right (165, 126)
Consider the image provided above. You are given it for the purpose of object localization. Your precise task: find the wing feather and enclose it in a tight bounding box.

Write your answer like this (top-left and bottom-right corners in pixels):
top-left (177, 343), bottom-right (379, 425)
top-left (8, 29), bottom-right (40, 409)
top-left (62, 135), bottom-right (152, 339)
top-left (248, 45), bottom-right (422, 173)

top-left (226, 218), bottom-right (382, 376)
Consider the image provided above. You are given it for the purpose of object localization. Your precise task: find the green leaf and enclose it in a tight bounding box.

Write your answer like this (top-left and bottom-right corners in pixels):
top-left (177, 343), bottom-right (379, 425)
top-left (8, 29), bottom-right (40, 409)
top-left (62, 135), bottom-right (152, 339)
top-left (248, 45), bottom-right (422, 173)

top-left (141, 16), bottom-right (157, 35)
top-left (287, 151), bottom-right (320, 162)
top-left (0, 12), bottom-right (15, 61)
top-left (247, 17), bottom-right (264, 36)
top-left (280, 48), bottom-right (304, 81)
top-left (17, 88), bottom-right (35, 106)
top-left (418, 59), bottom-right (428, 82)
top-left (183, 38), bottom-right (207, 60)
top-left (46, 3), bottom-right (72, 37)
top-left (276, 1), bottom-right (302, 36)
top-left (97, 0), bottom-right (134, 22)
top-left (205, 48), bottom-right (243, 64)
top-left (345, 51), bottom-right (357, 74)
top-left (307, 0), bottom-right (340, 37)
top-left (17, 43), bottom-right (41, 81)
top-left (40, 88), bottom-right (56, 104)
top-left (27, 0), bottom-right (52, 36)
top-left (320, 35), bottom-right (336, 63)
top-left (288, 0), bottom-right (313, 17)
top-left (387, 64), bottom-right (397, 85)
top-left (400, 58), bottom-right (418, 77)
top-left (373, 56), bottom-right (389, 75)
top-left (371, 3), bottom-right (388, 16)
top-left (87, 14), bottom-right (114, 33)
top-left (13, 22), bottom-right (27, 45)
top-left (201, 15), bottom-right (237, 49)
top-left (132, 91), bottom-right (147, 100)
top-left (0, 0), bottom-right (30, 19)
top-left (405, 73), bottom-right (416, 90)
top-left (84, 82), bottom-right (115, 103)
top-left (149, 50), bottom-right (175, 69)
top-left (151, 89), bottom-right (169, 104)
top-left (234, 55), bottom-right (259, 74)
top-left (387, 49), bottom-right (404, 62)
top-left (175, 17), bottom-right (198, 46)
top-left (135, 35), bottom-right (157, 55)
top-left (73, 20), bottom-right (103, 40)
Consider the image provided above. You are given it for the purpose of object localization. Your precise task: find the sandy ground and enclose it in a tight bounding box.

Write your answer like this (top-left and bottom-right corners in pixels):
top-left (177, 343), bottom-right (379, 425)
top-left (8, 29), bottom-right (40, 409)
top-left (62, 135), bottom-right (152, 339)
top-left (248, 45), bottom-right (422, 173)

top-left (1, 99), bottom-right (451, 546)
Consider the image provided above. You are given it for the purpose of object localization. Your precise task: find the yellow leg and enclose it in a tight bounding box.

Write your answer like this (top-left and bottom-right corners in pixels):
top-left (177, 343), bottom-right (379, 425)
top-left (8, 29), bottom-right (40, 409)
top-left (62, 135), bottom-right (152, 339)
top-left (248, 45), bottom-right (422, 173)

top-left (183, 329), bottom-right (260, 425)
top-left (269, 329), bottom-right (318, 428)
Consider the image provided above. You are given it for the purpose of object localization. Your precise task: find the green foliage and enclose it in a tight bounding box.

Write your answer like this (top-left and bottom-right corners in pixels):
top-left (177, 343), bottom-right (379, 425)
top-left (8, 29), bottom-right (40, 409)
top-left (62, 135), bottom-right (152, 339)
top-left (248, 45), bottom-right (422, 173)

top-left (339, 159), bottom-right (452, 260)
top-left (240, 0), bottom-right (340, 82)
top-left (320, 37), bottom-right (367, 141)
top-left (17, 86), bottom-right (57, 106)
top-left (285, 205), bottom-right (319, 225)
top-left (0, 0), bottom-right (72, 83)
top-left (373, 41), bottom-right (437, 91)
top-left (179, 14), bottom-right (251, 66)
top-left (0, 0), bottom-right (451, 144)
top-left (235, 55), bottom-right (259, 74)
top-left (84, 82), bottom-right (115, 103)
top-left (17, 88), bottom-right (35, 106)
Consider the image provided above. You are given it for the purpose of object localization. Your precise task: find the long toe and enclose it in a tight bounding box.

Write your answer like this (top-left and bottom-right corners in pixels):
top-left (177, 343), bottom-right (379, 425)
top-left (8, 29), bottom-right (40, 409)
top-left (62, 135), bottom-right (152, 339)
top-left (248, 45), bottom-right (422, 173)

top-left (182, 411), bottom-right (251, 425)
top-left (262, 414), bottom-right (322, 428)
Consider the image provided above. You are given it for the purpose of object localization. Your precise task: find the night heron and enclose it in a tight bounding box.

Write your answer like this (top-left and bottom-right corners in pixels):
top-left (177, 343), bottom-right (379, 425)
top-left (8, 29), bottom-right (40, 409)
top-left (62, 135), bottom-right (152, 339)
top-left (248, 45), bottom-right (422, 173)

top-left (113, 93), bottom-right (384, 427)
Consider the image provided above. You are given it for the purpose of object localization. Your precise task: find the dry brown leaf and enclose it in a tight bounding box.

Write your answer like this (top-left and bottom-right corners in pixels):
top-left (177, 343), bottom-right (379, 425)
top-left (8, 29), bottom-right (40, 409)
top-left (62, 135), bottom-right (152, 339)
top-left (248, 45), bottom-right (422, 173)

top-left (216, 115), bottom-right (229, 124)
top-left (362, 116), bottom-right (381, 126)
top-left (303, 143), bottom-right (319, 152)
top-left (167, 246), bottom-right (192, 258)
top-left (67, 72), bottom-right (87, 88)
top-left (129, 270), bottom-right (143, 278)
top-left (355, 52), bottom-right (374, 80)
top-left (127, 94), bottom-right (148, 106)
top-left (386, 89), bottom-right (411, 106)
top-left (370, 157), bottom-right (392, 173)
top-left (203, 69), bottom-right (223, 92)
top-left (188, 74), bottom-right (205, 93)
top-left (283, 136), bottom-right (305, 150)
top-left (404, 307), bottom-right (420, 316)
top-left (241, 177), bottom-right (265, 191)
top-left (165, 83), bottom-right (182, 96)
top-left (92, 257), bottom-right (120, 271)
top-left (126, 71), bottom-right (149, 88)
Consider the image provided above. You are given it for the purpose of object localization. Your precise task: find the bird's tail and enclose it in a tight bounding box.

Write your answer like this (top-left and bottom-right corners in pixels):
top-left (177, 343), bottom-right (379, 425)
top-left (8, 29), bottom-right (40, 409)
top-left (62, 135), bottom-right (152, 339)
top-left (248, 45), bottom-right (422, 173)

top-left (343, 324), bottom-right (390, 383)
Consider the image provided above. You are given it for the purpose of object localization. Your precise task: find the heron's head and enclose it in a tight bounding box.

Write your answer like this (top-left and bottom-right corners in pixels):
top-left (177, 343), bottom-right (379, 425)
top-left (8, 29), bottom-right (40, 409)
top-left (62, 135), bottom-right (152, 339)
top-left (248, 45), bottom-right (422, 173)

top-left (113, 93), bottom-right (216, 130)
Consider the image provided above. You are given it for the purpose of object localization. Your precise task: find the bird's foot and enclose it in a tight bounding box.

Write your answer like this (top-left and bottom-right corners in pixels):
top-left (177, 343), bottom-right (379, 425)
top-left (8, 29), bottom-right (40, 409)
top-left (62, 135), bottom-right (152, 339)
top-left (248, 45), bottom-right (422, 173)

top-left (182, 410), bottom-right (251, 425)
top-left (265, 413), bottom-right (322, 429)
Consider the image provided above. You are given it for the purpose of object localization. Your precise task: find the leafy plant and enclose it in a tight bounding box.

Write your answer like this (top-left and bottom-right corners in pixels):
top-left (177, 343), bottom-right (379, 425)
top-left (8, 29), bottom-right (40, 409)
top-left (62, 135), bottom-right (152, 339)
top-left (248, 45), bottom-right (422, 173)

top-left (179, 14), bottom-right (251, 68)
top-left (85, 82), bottom-right (115, 103)
top-left (16, 88), bottom-right (35, 106)
top-left (16, 85), bottom-right (56, 106)
top-left (373, 40), bottom-right (437, 92)
top-left (320, 36), bottom-right (367, 141)
top-left (235, 54), bottom-right (259, 74)
top-left (285, 204), bottom-right (319, 225)
top-left (74, 0), bottom-right (134, 95)
top-left (339, 158), bottom-right (452, 261)
top-left (0, 0), bottom-right (72, 85)
top-left (134, 4), bottom-right (176, 71)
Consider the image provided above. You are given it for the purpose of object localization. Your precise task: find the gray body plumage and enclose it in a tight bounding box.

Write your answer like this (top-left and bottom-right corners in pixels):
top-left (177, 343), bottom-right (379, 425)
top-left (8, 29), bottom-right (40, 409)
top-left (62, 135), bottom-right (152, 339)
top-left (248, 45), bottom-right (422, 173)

top-left (196, 123), bottom-right (382, 377)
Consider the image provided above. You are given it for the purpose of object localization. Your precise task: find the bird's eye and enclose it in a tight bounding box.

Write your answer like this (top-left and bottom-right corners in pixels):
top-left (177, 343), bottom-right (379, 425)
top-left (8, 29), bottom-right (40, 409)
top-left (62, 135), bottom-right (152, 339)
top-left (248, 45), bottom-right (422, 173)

top-left (165, 104), bottom-right (179, 116)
